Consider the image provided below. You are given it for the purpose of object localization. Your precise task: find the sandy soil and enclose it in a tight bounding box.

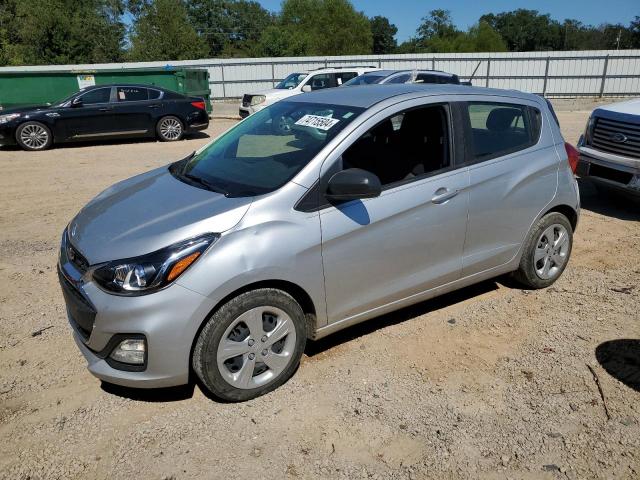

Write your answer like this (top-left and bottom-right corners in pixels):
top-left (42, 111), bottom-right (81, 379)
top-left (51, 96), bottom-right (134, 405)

top-left (0, 104), bottom-right (638, 480)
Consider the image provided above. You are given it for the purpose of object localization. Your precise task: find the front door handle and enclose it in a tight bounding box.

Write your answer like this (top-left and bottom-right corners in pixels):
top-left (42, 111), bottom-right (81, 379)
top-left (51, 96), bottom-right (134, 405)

top-left (98, 107), bottom-right (112, 112)
top-left (431, 188), bottom-right (459, 204)
top-left (148, 104), bottom-right (161, 108)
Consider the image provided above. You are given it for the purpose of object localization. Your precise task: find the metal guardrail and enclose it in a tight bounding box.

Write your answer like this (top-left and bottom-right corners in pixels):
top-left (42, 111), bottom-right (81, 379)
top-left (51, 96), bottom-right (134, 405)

top-left (204, 54), bottom-right (640, 99)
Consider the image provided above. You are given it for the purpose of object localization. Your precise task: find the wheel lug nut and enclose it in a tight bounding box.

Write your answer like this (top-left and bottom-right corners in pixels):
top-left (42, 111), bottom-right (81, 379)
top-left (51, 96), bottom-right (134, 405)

top-left (248, 353), bottom-right (255, 360)
top-left (261, 335), bottom-right (267, 342)
top-left (262, 349), bottom-right (268, 356)
top-left (248, 339), bottom-right (255, 346)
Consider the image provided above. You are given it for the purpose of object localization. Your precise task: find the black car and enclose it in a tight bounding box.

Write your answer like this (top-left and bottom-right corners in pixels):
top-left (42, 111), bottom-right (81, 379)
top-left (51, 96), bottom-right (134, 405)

top-left (0, 84), bottom-right (209, 151)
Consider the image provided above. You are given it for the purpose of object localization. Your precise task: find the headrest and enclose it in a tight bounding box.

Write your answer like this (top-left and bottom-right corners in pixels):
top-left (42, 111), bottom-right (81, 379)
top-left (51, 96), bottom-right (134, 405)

top-left (486, 108), bottom-right (520, 132)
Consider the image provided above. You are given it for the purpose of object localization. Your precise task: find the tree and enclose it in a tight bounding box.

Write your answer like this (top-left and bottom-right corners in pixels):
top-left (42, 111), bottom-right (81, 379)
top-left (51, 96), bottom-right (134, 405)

top-left (631, 16), bottom-right (640, 47)
top-left (129, 0), bottom-right (210, 61)
top-left (480, 9), bottom-right (562, 51)
top-left (417, 9), bottom-right (458, 44)
top-left (257, 0), bottom-right (372, 57)
top-left (370, 15), bottom-right (397, 54)
top-left (0, 0), bottom-right (125, 66)
top-left (186, 0), bottom-right (274, 58)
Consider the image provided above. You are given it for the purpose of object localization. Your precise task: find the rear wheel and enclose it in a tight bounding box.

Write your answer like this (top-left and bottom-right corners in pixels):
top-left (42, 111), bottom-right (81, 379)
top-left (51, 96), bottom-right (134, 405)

top-left (156, 116), bottom-right (183, 141)
top-left (192, 288), bottom-right (307, 402)
top-left (16, 121), bottom-right (52, 151)
top-left (512, 212), bottom-right (573, 289)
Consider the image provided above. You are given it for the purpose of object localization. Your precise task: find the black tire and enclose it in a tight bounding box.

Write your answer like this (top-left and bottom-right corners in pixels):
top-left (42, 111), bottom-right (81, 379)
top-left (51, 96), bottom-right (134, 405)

top-left (156, 115), bottom-right (184, 142)
top-left (512, 212), bottom-right (573, 289)
top-left (192, 288), bottom-right (307, 402)
top-left (15, 121), bottom-right (53, 151)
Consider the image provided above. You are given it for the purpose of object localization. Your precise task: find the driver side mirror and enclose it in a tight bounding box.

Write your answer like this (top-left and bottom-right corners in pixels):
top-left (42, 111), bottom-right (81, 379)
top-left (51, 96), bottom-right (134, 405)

top-left (326, 168), bottom-right (382, 202)
top-left (301, 85), bottom-right (312, 93)
top-left (71, 97), bottom-right (83, 108)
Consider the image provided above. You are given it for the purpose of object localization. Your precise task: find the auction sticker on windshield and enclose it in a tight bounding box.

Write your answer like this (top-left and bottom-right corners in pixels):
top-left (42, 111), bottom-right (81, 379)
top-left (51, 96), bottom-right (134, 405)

top-left (295, 114), bottom-right (339, 131)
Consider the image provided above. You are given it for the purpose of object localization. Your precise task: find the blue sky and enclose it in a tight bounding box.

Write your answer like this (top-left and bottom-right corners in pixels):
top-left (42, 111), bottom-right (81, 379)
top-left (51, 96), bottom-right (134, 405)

top-left (257, 0), bottom-right (639, 42)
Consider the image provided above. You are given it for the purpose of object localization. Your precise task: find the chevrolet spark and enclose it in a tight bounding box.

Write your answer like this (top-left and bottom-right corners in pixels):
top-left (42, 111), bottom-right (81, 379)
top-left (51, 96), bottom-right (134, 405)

top-left (59, 84), bottom-right (580, 401)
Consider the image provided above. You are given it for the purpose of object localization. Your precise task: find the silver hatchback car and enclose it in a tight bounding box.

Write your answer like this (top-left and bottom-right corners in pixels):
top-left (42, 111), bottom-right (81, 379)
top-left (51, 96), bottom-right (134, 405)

top-left (59, 85), bottom-right (580, 401)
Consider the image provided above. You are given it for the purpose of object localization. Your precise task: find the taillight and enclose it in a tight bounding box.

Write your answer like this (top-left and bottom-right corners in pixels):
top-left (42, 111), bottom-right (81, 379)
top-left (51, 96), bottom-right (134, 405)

top-left (191, 101), bottom-right (206, 110)
top-left (565, 142), bottom-right (579, 174)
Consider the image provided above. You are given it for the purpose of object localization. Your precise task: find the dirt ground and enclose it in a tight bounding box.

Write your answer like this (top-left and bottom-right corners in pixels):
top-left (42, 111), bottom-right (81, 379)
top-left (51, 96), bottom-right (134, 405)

top-left (0, 101), bottom-right (638, 480)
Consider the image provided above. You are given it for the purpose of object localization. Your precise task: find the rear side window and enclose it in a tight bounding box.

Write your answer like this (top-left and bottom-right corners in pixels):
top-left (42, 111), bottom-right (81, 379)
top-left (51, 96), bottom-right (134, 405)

top-left (465, 102), bottom-right (540, 161)
top-left (117, 87), bottom-right (148, 102)
top-left (335, 72), bottom-right (358, 85)
top-left (308, 74), bottom-right (336, 90)
top-left (148, 89), bottom-right (162, 100)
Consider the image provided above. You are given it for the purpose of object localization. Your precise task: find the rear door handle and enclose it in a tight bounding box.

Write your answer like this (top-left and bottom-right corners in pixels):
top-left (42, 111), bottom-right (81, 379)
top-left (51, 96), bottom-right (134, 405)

top-left (148, 104), bottom-right (161, 108)
top-left (431, 188), bottom-right (459, 204)
top-left (98, 107), bottom-right (112, 112)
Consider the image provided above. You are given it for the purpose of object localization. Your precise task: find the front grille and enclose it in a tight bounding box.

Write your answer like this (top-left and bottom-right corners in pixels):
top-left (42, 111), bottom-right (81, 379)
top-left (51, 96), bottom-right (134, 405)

top-left (589, 163), bottom-right (634, 185)
top-left (242, 94), bottom-right (252, 108)
top-left (58, 268), bottom-right (96, 340)
top-left (67, 242), bottom-right (89, 273)
top-left (591, 117), bottom-right (640, 159)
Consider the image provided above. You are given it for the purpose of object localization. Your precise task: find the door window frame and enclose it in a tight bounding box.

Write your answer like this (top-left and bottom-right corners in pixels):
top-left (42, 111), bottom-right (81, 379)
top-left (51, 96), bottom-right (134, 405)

top-left (75, 86), bottom-right (115, 106)
top-left (295, 97), bottom-right (464, 212)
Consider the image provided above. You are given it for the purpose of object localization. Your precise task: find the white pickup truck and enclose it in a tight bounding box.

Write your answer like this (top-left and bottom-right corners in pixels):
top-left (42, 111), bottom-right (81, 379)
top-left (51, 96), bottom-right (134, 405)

top-left (577, 99), bottom-right (640, 198)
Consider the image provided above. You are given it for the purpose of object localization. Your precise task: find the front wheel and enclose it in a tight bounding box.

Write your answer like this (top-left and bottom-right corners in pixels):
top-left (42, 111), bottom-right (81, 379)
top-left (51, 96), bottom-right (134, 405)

top-left (512, 212), bottom-right (573, 289)
top-left (156, 116), bottom-right (184, 142)
top-left (192, 289), bottom-right (307, 402)
top-left (16, 121), bottom-right (53, 151)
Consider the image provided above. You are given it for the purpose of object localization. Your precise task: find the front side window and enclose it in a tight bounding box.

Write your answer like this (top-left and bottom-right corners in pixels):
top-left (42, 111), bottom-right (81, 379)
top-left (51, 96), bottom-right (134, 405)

top-left (385, 73), bottom-right (411, 84)
top-left (465, 102), bottom-right (539, 161)
top-left (307, 74), bottom-right (336, 90)
top-left (275, 73), bottom-right (307, 90)
top-left (117, 87), bottom-right (148, 102)
top-left (343, 73), bottom-right (387, 86)
top-left (78, 88), bottom-right (111, 105)
top-left (175, 101), bottom-right (364, 197)
top-left (341, 104), bottom-right (451, 187)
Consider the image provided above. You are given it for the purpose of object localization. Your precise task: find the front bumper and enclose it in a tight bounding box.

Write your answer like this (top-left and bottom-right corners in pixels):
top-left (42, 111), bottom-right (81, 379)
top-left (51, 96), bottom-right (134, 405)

top-left (0, 124), bottom-right (17, 146)
top-left (59, 262), bottom-right (216, 388)
top-left (577, 148), bottom-right (640, 197)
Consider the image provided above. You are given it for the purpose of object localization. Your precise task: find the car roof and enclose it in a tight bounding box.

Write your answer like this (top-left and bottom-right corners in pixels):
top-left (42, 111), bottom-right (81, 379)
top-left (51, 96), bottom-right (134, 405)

top-left (81, 83), bottom-right (166, 91)
top-left (303, 67), bottom-right (380, 74)
top-left (286, 84), bottom-right (542, 109)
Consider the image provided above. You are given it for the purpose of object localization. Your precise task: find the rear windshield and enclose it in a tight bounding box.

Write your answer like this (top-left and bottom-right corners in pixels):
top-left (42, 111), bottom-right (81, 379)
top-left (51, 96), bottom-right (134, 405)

top-left (173, 101), bottom-right (364, 197)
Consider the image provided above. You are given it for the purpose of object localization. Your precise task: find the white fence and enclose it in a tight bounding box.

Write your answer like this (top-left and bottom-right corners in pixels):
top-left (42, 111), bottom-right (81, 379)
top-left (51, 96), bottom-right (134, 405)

top-left (2, 50), bottom-right (639, 99)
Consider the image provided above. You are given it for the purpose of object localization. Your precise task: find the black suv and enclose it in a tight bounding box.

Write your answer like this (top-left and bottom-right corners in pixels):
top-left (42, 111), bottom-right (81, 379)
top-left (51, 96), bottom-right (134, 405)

top-left (0, 84), bottom-right (209, 151)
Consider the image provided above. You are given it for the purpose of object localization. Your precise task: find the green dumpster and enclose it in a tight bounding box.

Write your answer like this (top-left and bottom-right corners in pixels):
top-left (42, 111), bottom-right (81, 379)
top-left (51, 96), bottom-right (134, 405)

top-left (0, 67), bottom-right (212, 114)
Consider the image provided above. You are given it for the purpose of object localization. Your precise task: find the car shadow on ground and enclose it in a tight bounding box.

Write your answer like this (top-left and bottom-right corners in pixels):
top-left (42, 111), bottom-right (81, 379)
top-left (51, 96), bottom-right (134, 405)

top-left (0, 132), bottom-right (210, 152)
top-left (578, 178), bottom-right (640, 221)
top-left (595, 339), bottom-right (640, 392)
top-left (305, 279), bottom-right (501, 357)
top-left (100, 381), bottom-right (196, 402)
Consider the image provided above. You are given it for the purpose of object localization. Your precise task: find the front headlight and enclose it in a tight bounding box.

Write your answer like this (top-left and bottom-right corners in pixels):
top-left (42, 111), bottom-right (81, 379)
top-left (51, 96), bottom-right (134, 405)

top-left (0, 113), bottom-right (20, 124)
top-left (92, 233), bottom-right (218, 295)
top-left (251, 95), bottom-right (266, 106)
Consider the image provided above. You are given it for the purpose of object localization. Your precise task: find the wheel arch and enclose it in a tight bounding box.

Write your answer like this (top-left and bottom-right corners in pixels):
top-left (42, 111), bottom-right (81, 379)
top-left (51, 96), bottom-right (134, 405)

top-left (542, 204), bottom-right (578, 231)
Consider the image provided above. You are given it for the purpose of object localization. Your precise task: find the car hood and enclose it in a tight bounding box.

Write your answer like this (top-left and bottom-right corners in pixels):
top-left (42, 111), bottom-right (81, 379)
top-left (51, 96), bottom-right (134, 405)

top-left (596, 98), bottom-right (640, 121)
top-left (68, 166), bottom-right (252, 264)
top-left (249, 88), bottom-right (299, 101)
top-left (0, 104), bottom-right (51, 115)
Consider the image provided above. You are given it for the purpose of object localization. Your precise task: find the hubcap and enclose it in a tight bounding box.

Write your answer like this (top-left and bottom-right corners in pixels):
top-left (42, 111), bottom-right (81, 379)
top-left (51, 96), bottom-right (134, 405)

top-left (534, 223), bottom-right (570, 280)
top-left (216, 306), bottom-right (297, 390)
top-left (159, 118), bottom-right (182, 140)
top-left (20, 124), bottom-right (48, 149)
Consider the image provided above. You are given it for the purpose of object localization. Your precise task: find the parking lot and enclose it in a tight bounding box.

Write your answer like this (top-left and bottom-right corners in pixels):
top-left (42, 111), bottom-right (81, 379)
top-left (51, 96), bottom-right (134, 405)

top-left (0, 102), bottom-right (638, 479)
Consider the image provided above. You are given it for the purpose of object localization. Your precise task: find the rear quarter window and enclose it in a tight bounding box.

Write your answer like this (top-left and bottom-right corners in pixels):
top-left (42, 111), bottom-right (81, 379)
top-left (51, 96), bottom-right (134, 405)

top-left (465, 102), bottom-right (541, 161)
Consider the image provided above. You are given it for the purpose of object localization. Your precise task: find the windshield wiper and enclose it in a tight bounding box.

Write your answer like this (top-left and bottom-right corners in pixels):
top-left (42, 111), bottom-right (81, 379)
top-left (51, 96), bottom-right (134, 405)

top-left (183, 173), bottom-right (230, 196)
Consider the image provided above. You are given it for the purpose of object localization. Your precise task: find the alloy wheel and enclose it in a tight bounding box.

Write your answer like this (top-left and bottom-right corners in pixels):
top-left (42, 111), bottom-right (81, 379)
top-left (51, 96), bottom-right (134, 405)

top-left (19, 124), bottom-right (49, 150)
top-left (216, 306), bottom-right (297, 390)
top-left (159, 118), bottom-right (182, 140)
top-left (534, 223), bottom-right (570, 280)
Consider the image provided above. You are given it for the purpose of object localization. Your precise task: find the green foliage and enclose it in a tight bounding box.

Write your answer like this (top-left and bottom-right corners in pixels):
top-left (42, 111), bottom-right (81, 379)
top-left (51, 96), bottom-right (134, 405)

top-left (256, 0), bottom-right (373, 57)
top-left (0, 0), bottom-right (125, 66)
top-left (186, 1), bottom-right (274, 58)
top-left (128, 0), bottom-right (210, 61)
top-left (370, 15), bottom-right (397, 54)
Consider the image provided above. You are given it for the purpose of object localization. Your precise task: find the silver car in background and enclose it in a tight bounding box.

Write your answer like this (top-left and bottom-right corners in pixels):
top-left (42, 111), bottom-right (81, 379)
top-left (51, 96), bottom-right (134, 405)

top-left (59, 84), bottom-right (580, 401)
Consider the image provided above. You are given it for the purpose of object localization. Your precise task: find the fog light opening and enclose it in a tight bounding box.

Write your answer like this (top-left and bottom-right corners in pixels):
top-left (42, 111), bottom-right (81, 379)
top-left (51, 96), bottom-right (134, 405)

top-left (109, 338), bottom-right (146, 365)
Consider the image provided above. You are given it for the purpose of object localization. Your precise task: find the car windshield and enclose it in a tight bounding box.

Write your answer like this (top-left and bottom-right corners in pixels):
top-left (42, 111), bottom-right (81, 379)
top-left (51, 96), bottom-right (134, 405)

top-left (52, 89), bottom-right (87, 107)
top-left (275, 73), bottom-right (307, 90)
top-left (343, 73), bottom-right (389, 86)
top-left (174, 101), bottom-right (364, 197)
